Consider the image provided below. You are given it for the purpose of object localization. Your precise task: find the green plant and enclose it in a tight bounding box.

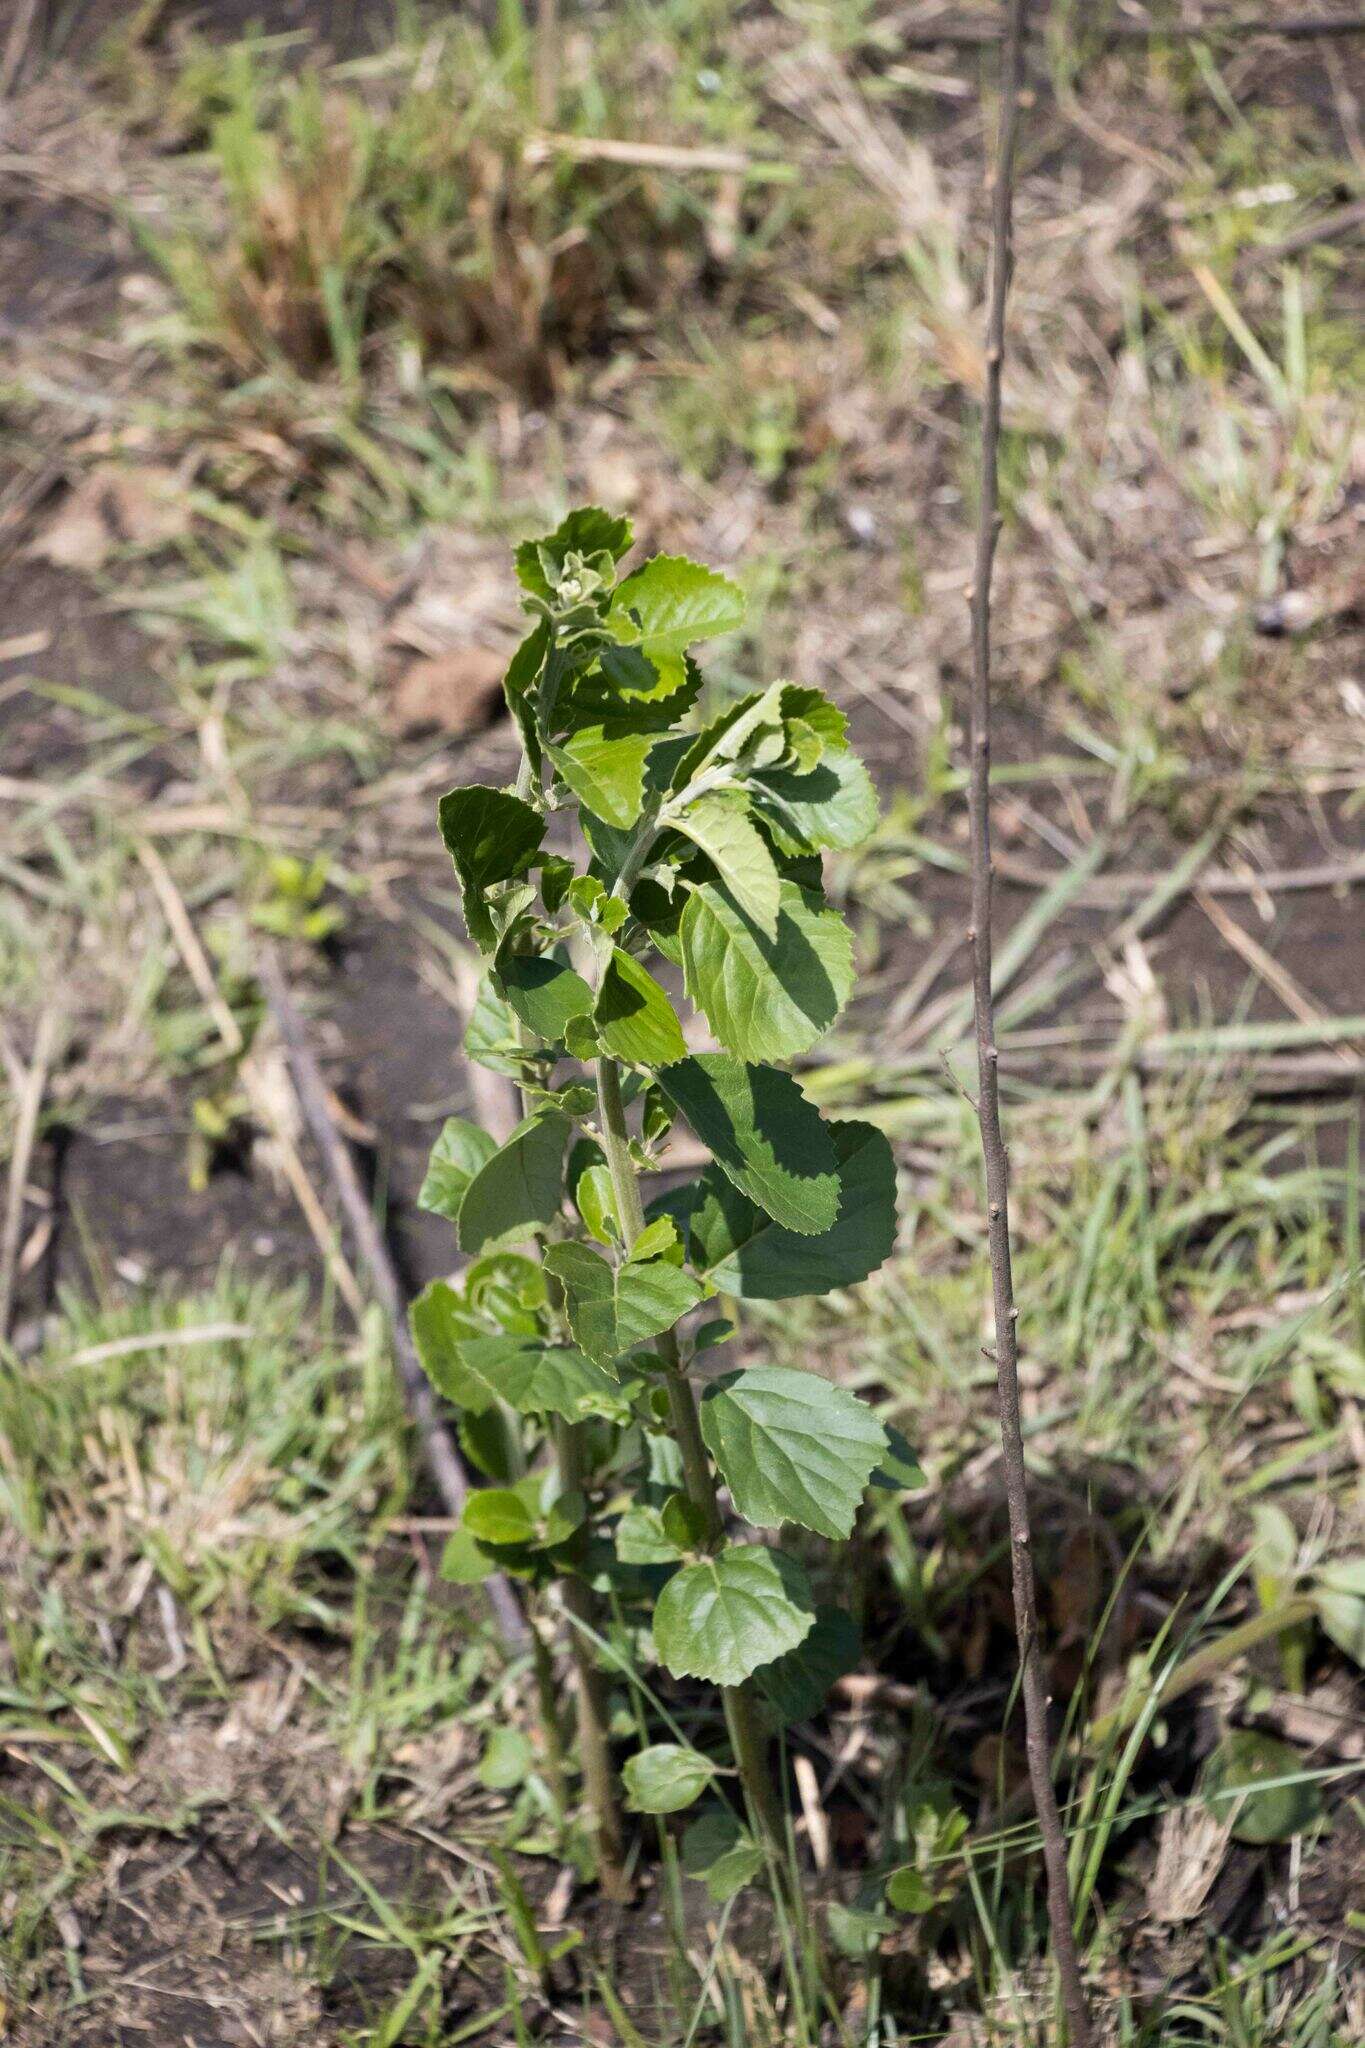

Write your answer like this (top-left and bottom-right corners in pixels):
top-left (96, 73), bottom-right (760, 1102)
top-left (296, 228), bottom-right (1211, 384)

top-left (408, 506), bottom-right (908, 1899)
top-left (250, 853), bottom-right (349, 947)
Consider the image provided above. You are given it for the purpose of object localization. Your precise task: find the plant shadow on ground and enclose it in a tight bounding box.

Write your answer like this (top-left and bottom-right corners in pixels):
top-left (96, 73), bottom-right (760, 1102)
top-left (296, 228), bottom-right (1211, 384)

top-left (2, 0), bottom-right (1365, 2043)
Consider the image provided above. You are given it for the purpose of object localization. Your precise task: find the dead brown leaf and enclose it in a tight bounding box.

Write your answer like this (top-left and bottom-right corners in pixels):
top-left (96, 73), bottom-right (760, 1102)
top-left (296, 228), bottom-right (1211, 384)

top-left (387, 646), bottom-right (505, 737)
top-left (28, 464), bottom-right (191, 572)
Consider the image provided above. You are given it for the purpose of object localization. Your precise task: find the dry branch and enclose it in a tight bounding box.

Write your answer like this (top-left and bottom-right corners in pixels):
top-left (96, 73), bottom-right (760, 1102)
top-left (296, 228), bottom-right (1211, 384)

top-left (963, 3), bottom-right (1093, 2040)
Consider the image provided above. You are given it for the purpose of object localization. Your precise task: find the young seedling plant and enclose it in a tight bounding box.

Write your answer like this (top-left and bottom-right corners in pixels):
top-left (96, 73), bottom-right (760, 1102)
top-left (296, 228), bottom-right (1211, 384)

top-left (410, 508), bottom-right (911, 1904)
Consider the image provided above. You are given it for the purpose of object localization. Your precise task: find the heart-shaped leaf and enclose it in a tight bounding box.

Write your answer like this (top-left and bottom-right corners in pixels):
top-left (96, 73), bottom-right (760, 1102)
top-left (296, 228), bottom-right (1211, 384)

top-left (1200, 1730), bottom-right (1324, 1844)
top-left (652, 1543), bottom-right (815, 1686)
top-left (700, 1366), bottom-right (886, 1539)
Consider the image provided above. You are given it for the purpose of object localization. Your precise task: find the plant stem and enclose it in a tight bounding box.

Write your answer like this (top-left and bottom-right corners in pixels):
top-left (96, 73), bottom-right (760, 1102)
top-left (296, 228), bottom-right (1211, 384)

top-left (594, 1055), bottom-right (787, 1856)
top-left (965, 5), bottom-right (1092, 2042)
top-left (529, 1613), bottom-right (570, 1818)
top-left (509, 1018), bottom-right (626, 1896)
top-left (552, 1413), bottom-right (629, 1897)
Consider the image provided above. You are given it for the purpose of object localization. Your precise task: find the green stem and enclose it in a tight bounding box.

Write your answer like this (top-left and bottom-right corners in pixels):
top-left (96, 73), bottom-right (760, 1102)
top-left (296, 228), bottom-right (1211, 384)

top-left (509, 1012), bottom-right (626, 1896)
top-left (553, 1413), bottom-right (629, 1897)
top-left (594, 1052), bottom-right (787, 1858)
top-left (529, 1612), bottom-right (570, 1820)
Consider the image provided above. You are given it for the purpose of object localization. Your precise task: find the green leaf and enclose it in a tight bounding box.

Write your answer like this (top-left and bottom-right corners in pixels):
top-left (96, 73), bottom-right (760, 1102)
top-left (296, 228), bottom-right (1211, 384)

top-left (417, 1116), bottom-right (498, 1221)
top-left (410, 1279), bottom-right (484, 1399)
top-left (657, 1055), bottom-right (839, 1235)
top-left (457, 1109), bottom-right (569, 1256)
top-left (573, 1160), bottom-right (618, 1245)
top-left (623, 1745), bottom-right (720, 1815)
top-left (757, 1607), bottom-right (861, 1724)
top-left (1200, 1730), bottom-right (1324, 1844)
top-left (681, 1809), bottom-right (764, 1902)
top-left (1313, 1557), bottom-right (1365, 1666)
top-left (464, 972), bottom-right (526, 1077)
top-left (457, 1406), bottom-right (519, 1481)
top-left (463, 1250), bottom-right (545, 1332)
top-left (700, 1366), bottom-right (886, 1539)
top-left (670, 794), bottom-right (780, 939)
top-left (495, 947), bottom-right (594, 1043)
top-left (679, 879), bottom-right (853, 1062)
top-left (515, 506), bottom-right (633, 601)
top-left (610, 555), bottom-right (745, 696)
top-left (501, 621), bottom-right (548, 779)
top-left (652, 1544), bottom-right (815, 1686)
top-left (439, 1526), bottom-right (497, 1584)
top-left (412, 1285), bottom-right (618, 1420)
top-left (466, 1474), bottom-right (587, 1551)
top-left (780, 684), bottom-right (848, 757)
top-left (827, 1901), bottom-right (891, 1956)
top-left (615, 1502), bottom-right (685, 1565)
top-left (451, 1334), bottom-right (624, 1421)
top-left (539, 854), bottom-right (575, 914)
top-left (662, 1492), bottom-right (710, 1549)
top-left (543, 1235), bottom-right (702, 1365)
top-left (870, 1423), bottom-right (925, 1491)
top-left (750, 749), bottom-right (879, 854)
top-left (464, 1489), bottom-right (537, 1546)
top-left (438, 786), bottom-right (545, 951)
top-left (886, 1867), bottom-right (940, 1914)
top-left (595, 947), bottom-right (686, 1067)
top-left (546, 723), bottom-right (657, 829)
top-left (481, 1727), bottom-right (532, 1791)
top-left (689, 1120), bottom-right (897, 1299)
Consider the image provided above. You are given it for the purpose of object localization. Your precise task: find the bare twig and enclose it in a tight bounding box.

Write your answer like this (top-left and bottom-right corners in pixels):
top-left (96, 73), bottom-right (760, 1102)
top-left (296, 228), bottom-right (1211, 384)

top-left (964, 6), bottom-right (1093, 2042)
top-left (0, 1005), bottom-right (58, 1341)
top-left (254, 943), bottom-right (528, 1652)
